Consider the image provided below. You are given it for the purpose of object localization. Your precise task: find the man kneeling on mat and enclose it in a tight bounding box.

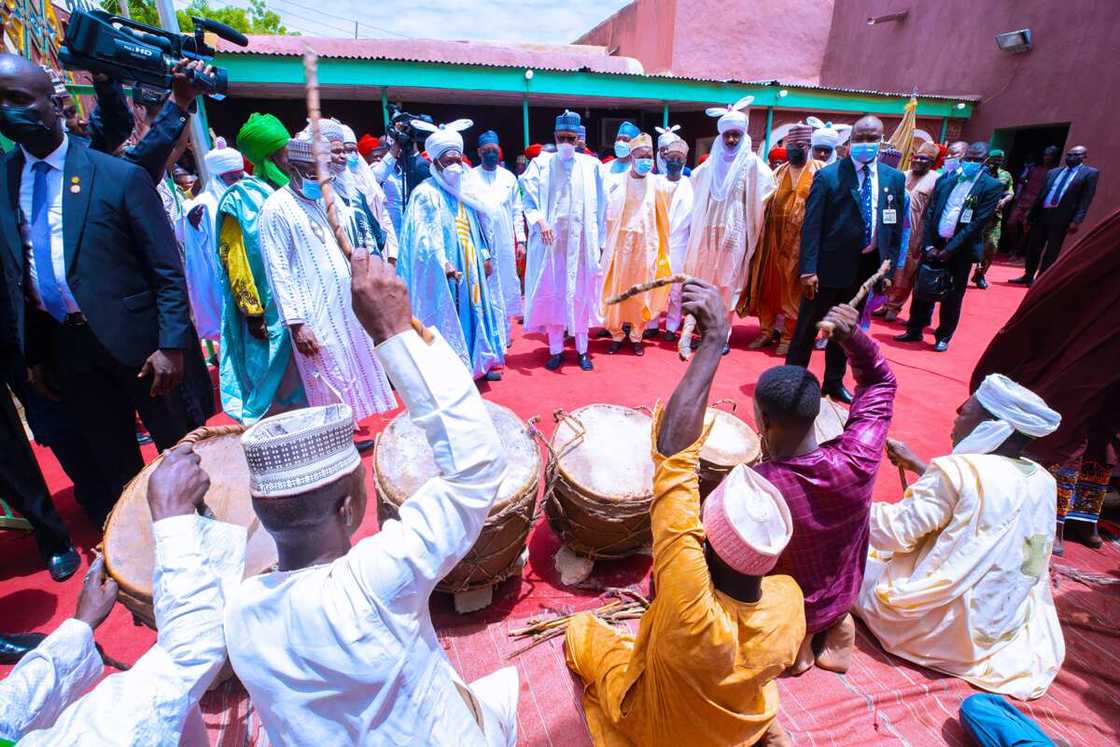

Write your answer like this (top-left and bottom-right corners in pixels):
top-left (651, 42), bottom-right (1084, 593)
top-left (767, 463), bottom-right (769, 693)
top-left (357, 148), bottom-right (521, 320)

top-left (753, 304), bottom-right (897, 675)
top-left (565, 278), bottom-right (805, 746)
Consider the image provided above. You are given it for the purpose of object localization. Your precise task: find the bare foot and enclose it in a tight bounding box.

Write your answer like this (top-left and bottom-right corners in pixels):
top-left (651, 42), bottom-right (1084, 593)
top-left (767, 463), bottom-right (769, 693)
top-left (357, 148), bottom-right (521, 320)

top-left (758, 719), bottom-right (793, 747)
top-left (816, 613), bottom-right (855, 673)
top-left (786, 630), bottom-right (815, 676)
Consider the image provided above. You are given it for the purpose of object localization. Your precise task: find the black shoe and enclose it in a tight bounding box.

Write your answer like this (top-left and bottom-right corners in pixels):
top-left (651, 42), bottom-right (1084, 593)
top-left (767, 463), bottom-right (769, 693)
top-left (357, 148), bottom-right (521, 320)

top-left (721, 343), bottom-right (730, 356)
top-left (48, 547), bottom-right (80, 582)
top-left (641, 328), bottom-right (659, 340)
top-left (545, 353), bottom-right (563, 371)
top-left (578, 353), bottom-right (594, 371)
top-left (484, 370), bottom-right (502, 381)
top-left (893, 331), bottom-right (923, 343)
top-left (354, 438), bottom-right (375, 453)
top-left (607, 341), bottom-right (623, 354)
top-left (0, 632), bottom-right (47, 664)
top-left (1008, 276), bottom-right (1033, 286)
top-left (973, 275), bottom-right (989, 289)
top-left (823, 385), bottom-right (854, 405)
top-left (933, 340), bottom-right (950, 353)
top-left (632, 342), bottom-right (644, 356)
top-left (663, 330), bottom-right (678, 343)
top-left (593, 328), bottom-right (612, 339)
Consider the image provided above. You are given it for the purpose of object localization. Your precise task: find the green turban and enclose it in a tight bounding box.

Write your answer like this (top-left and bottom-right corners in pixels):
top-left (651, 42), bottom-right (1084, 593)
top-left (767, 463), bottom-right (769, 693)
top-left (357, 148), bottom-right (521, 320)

top-left (988, 148), bottom-right (1005, 158)
top-left (237, 113), bottom-right (290, 189)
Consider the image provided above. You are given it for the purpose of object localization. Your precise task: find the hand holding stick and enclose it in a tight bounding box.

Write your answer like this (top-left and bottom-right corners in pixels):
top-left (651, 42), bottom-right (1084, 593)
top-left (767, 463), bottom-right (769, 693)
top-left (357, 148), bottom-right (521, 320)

top-left (816, 259), bottom-right (892, 338)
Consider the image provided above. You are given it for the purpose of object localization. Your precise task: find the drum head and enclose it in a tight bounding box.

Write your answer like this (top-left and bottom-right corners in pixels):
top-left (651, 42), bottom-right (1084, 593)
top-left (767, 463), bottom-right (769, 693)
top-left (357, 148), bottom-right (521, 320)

top-left (104, 428), bottom-right (278, 608)
top-left (701, 408), bottom-right (761, 467)
top-left (814, 399), bottom-right (850, 444)
top-left (376, 401), bottom-right (539, 514)
top-left (552, 404), bottom-right (653, 501)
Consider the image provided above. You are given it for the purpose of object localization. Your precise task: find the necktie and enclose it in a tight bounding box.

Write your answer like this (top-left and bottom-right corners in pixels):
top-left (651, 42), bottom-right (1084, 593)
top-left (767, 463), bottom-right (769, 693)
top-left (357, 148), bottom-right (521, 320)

top-left (31, 161), bottom-right (67, 322)
top-left (1045, 168), bottom-right (1071, 208)
top-left (860, 164), bottom-right (872, 246)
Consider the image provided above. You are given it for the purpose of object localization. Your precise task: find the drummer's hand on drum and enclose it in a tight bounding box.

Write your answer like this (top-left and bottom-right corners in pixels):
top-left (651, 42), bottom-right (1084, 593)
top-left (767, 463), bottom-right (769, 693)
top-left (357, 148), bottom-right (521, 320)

top-left (820, 303), bottom-right (859, 343)
top-left (75, 555), bottom-right (118, 630)
top-left (147, 444), bottom-right (212, 522)
top-left (680, 279), bottom-right (729, 343)
top-left (350, 247), bottom-right (413, 345)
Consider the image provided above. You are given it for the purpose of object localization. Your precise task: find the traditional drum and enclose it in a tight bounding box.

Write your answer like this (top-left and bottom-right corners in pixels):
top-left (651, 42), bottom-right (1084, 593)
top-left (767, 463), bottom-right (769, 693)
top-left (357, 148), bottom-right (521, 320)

top-left (814, 398), bottom-right (850, 444)
top-left (544, 404), bottom-right (654, 559)
top-left (103, 425), bottom-right (278, 629)
top-left (375, 401), bottom-right (540, 594)
top-left (698, 405), bottom-right (762, 499)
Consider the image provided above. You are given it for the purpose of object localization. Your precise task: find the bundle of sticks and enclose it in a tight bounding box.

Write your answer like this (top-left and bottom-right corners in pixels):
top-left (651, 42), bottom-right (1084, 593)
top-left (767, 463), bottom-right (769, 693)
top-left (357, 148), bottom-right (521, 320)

top-left (506, 588), bottom-right (649, 658)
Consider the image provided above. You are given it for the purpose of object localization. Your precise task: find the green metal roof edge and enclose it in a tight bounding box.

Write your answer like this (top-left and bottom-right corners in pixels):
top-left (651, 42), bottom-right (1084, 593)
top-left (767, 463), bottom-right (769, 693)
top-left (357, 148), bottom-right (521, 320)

top-left (189, 53), bottom-right (973, 119)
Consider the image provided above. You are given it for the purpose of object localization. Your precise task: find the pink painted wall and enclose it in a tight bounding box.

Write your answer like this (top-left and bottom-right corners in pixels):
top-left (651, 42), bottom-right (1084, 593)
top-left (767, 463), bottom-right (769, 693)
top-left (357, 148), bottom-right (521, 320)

top-left (576, 0), bottom-right (676, 74)
top-left (821, 0), bottom-right (1119, 229)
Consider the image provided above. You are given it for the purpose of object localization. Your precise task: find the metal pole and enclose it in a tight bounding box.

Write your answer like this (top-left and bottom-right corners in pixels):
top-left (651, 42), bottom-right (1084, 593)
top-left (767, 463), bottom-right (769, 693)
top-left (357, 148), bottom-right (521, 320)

top-left (154, 0), bottom-right (211, 180)
top-left (380, 87), bottom-right (389, 130)
top-left (118, 0), bottom-right (131, 19)
top-left (763, 106), bottom-right (774, 154)
top-left (354, 21), bottom-right (358, 39)
top-left (939, 117), bottom-right (949, 143)
top-left (522, 94), bottom-right (530, 151)
top-left (662, 103), bottom-right (669, 128)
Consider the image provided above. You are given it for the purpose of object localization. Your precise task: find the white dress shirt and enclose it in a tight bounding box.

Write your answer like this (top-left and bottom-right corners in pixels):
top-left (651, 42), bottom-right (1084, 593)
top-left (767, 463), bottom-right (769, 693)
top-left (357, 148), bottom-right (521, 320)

top-left (938, 168), bottom-right (981, 239)
top-left (224, 328), bottom-right (518, 746)
top-left (20, 136), bottom-right (81, 314)
top-left (0, 515), bottom-right (247, 746)
top-left (854, 156), bottom-right (879, 248)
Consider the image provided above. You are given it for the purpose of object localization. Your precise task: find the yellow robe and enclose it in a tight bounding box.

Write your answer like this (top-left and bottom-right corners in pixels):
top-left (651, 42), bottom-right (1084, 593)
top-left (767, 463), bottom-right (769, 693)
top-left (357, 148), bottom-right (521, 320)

top-left (565, 406), bottom-right (805, 746)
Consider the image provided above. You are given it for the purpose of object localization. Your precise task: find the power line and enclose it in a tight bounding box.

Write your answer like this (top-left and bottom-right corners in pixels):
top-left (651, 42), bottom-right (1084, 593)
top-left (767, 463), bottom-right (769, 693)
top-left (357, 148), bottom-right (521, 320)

top-left (175, 0), bottom-right (355, 37)
top-left (261, 0), bottom-right (409, 38)
top-left (176, 0), bottom-right (409, 38)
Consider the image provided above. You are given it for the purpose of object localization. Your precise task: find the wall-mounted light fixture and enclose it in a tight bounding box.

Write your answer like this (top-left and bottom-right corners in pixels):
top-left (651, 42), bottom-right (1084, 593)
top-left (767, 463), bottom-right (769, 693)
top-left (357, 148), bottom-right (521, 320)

top-left (524, 69), bottom-right (534, 81)
top-left (778, 89), bottom-right (789, 98)
top-left (995, 29), bottom-right (1032, 54)
top-left (956, 102), bottom-right (966, 110)
top-left (866, 10), bottom-right (908, 26)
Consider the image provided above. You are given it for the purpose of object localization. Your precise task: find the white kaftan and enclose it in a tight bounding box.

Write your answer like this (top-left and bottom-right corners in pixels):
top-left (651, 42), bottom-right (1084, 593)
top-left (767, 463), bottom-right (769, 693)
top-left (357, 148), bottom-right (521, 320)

top-left (0, 515), bottom-right (247, 746)
top-left (520, 151), bottom-right (605, 335)
top-left (663, 175), bottom-right (694, 332)
top-left (182, 186), bottom-right (227, 340)
top-left (855, 454), bottom-right (1064, 700)
top-left (473, 164), bottom-right (524, 322)
top-left (684, 148), bottom-right (775, 309)
top-left (258, 187), bottom-right (395, 421)
top-left (224, 328), bottom-right (518, 746)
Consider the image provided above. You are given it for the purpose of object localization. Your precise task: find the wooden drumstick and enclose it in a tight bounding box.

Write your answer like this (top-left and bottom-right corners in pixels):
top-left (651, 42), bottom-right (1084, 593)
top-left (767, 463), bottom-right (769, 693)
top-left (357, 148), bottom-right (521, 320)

top-left (678, 315), bottom-right (697, 361)
top-left (303, 49), bottom-right (433, 345)
top-left (898, 464), bottom-right (908, 490)
top-left (605, 274), bottom-right (692, 305)
top-left (816, 259), bottom-right (893, 338)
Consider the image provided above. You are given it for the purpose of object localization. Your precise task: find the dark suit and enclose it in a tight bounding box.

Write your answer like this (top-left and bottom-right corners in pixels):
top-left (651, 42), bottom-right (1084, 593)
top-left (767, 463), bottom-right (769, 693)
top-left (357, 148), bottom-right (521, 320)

top-left (786, 157), bottom-right (906, 389)
top-left (0, 137), bottom-right (209, 521)
top-left (906, 170), bottom-right (1003, 342)
top-left (1024, 164), bottom-right (1099, 279)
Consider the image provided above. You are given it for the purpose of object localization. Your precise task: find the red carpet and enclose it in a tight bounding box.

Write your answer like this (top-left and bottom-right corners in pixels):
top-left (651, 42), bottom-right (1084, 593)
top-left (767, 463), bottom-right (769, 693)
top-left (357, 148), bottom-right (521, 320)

top-left (3, 260), bottom-right (1118, 745)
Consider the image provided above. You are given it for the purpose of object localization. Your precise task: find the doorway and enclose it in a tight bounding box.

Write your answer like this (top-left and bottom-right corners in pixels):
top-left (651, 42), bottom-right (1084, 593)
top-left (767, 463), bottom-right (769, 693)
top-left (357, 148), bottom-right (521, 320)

top-left (991, 123), bottom-right (1070, 185)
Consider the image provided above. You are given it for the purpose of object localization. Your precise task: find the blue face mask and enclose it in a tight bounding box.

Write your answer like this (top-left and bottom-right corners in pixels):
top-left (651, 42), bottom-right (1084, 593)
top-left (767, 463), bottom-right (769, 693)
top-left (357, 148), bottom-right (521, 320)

top-left (942, 157), bottom-right (960, 175)
top-left (346, 153), bottom-right (360, 171)
top-left (850, 142), bottom-right (880, 164)
top-left (481, 150), bottom-right (499, 169)
top-left (959, 160), bottom-right (982, 179)
top-left (614, 140), bottom-right (631, 159)
top-left (298, 176), bottom-right (322, 200)
top-left (633, 158), bottom-right (654, 176)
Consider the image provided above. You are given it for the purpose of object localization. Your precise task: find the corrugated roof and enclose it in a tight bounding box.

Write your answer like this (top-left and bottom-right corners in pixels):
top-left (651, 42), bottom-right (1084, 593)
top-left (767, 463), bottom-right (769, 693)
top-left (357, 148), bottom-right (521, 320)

top-left (745, 79), bottom-right (982, 103)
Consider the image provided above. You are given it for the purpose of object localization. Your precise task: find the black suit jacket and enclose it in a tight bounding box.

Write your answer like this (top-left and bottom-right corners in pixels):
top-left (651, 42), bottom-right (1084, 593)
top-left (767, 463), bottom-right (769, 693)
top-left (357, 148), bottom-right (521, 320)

top-left (0, 138), bottom-right (193, 369)
top-left (1029, 165), bottom-right (1099, 226)
top-left (922, 171), bottom-right (1004, 262)
top-left (799, 158), bottom-right (907, 289)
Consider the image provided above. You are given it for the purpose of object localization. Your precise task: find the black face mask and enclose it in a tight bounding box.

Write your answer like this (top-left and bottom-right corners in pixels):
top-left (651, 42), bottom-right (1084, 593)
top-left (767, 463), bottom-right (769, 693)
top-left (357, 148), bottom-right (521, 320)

top-left (0, 105), bottom-right (58, 152)
top-left (1065, 154), bottom-right (1084, 168)
top-left (786, 146), bottom-right (807, 166)
top-left (665, 159), bottom-right (685, 177)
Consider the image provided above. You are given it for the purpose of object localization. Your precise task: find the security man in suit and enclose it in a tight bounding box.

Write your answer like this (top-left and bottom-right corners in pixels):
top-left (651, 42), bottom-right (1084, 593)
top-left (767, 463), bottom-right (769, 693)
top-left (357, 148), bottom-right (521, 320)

top-left (1011, 145), bottom-right (1099, 285)
top-left (0, 55), bottom-right (205, 524)
top-left (785, 115), bottom-right (905, 403)
top-left (896, 141), bottom-right (1003, 352)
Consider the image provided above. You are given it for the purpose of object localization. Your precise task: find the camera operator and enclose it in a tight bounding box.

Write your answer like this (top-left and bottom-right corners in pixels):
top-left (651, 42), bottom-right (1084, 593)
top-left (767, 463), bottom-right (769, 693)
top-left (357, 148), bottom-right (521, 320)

top-left (42, 67), bottom-right (133, 155)
top-left (374, 112), bottom-right (434, 236)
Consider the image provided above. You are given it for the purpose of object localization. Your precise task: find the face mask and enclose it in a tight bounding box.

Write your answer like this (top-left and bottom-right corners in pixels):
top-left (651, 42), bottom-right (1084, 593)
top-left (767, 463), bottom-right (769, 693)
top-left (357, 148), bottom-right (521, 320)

top-left (633, 158), bottom-right (654, 176)
top-left (557, 142), bottom-right (576, 161)
top-left (849, 142), bottom-right (880, 164)
top-left (786, 146), bottom-right (807, 167)
top-left (480, 151), bottom-right (499, 169)
top-left (0, 105), bottom-right (58, 151)
top-left (329, 159), bottom-right (346, 176)
top-left (665, 159), bottom-right (685, 177)
top-left (440, 162), bottom-right (464, 186)
top-left (959, 160), bottom-right (982, 179)
top-left (346, 153), bottom-right (360, 171)
top-left (614, 140), bottom-right (631, 159)
top-left (942, 157), bottom-right (960, 174)
top-left (296, 175), bottom-right (321, 200)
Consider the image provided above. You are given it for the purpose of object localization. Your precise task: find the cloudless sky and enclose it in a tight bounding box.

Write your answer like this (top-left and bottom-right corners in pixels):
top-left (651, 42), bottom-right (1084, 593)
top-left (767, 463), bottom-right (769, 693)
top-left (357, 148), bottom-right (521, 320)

top-left (175, 0), bottom-right (632, 43)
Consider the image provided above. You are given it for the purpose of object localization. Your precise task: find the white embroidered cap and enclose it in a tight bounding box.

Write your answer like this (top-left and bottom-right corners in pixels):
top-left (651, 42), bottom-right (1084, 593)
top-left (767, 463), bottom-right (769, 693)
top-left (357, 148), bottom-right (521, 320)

top-left (241, 404), bottom-right (361, 498)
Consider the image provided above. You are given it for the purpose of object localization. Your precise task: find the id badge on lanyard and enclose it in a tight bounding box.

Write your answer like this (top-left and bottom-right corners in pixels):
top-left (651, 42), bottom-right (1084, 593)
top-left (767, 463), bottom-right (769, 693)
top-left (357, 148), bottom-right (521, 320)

top-left (882, 189), bottom-right (897, 225)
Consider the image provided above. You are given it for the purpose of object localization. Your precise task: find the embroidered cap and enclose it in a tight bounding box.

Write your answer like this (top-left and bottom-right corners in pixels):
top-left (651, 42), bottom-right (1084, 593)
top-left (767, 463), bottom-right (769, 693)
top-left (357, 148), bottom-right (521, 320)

top-left (241, 404), bottom-right (360, 498)
top-left (702, 464), bottom-right (792, 576)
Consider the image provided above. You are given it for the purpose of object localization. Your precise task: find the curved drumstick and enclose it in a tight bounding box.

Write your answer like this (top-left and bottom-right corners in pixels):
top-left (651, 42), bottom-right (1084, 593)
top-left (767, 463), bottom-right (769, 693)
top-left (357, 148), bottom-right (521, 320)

top-left (303, 48), bottom-right (433, 344)
top-left (816, 259), bottom-right (892, 338)
top-left (605, 274), bottom-right (692, 305)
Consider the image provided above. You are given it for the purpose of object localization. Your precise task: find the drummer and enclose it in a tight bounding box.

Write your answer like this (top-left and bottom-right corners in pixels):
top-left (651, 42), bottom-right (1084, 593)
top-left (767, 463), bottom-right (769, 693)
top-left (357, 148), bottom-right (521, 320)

top-left (753, 304), bottom-right (897, 676)
top-left (564, 279), bottom-right (805, 746)
top-left (0, 446), bottom-right (247, 744)
top-left (223, 250), bottom-right (519, 745)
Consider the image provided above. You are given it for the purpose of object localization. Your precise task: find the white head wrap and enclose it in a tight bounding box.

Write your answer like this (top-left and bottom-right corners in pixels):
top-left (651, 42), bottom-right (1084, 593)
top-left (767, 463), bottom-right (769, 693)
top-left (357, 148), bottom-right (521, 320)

top-left (339, 123), bottom-right (357, 145)
top-left (414, 118), bottom-right (472, 162)
top-left (706, 95), bottom-right (753, 135)
top-left (704, 96), bottom-right (757, 201)
top-left (655, 124), bottom-right (682, 149)
top-left (807, 117), bottom-right (852, 165)
top-left (952, 374), bottom-right (1062, 455)
top-left (412, 119), bottom-right (494, 215)
top-left (203, 138), bottom-right (244, 176)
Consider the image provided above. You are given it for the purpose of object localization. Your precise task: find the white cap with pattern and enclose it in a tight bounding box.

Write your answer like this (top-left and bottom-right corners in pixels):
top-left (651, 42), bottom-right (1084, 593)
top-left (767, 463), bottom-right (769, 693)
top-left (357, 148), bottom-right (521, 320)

top-left (241, 404), bottom-right (360, 498)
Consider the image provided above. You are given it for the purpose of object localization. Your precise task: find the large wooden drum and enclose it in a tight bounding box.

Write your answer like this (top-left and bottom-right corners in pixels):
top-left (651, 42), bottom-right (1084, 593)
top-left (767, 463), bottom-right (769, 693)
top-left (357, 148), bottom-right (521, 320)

top-left (544, 404), bottom-right (654, 559)
top-left (814, 399), bottom-right (850, 444)
top-left (375, 401), bottom-right (540, 594)
top-left (103, 425), bottom-right (279, 629)
top-left (698, 405), bottom-right (762, 499)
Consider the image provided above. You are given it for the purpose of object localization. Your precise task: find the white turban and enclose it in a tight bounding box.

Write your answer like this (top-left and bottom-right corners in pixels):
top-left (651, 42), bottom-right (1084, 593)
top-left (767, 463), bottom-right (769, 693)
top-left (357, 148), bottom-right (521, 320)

top-left (656, 124), bottom-right (682, 149)
top-left (953, 374), bottom-right (1062, 455)
top-left (810, 124), bottom-right (840, 148)
top-left (203, 138), bottom-right (244, 175)
top-left (339, 124), bottom-right (357, 145)
top-left (414, 118), bottom-right (473, 161)
top-left (316, 118), bottom-right (346, 143)
top-left (706, 95), bottom-right (753, 135)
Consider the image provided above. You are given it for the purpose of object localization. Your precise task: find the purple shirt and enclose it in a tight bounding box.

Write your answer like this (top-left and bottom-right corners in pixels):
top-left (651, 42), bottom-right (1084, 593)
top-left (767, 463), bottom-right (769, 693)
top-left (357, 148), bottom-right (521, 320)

top-left (757, 329), bottom-right (896, 633)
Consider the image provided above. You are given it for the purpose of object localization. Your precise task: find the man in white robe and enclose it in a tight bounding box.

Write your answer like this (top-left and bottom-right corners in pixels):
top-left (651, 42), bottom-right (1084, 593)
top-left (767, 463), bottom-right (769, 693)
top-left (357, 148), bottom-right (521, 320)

top-left (183, 139), bottom-right (244, 341)
top-left (225, 251), bottom-right (518, 746)
top-left (337, 122), bottom-right (399, 264)
top-left (257, 133), bottom-right (395, 437)
top-left (473, 129), bottom-right (525, 338)
top-left (659, 133), bottom-right (694, 341)
top-left (684, 96), bottom-right (776, 353)
top-left (520, 109), bottom-right (606, 371)
top-left (0, 446), bottom-right (246, 746)
top-left (857, 374), bottom-right (1065, 701)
